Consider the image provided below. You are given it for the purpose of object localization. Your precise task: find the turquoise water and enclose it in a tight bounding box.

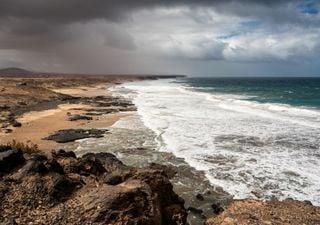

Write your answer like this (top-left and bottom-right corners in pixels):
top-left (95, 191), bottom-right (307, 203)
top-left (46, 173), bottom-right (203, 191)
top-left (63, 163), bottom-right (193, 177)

top-left (178, 77), bottom-right (320, 108)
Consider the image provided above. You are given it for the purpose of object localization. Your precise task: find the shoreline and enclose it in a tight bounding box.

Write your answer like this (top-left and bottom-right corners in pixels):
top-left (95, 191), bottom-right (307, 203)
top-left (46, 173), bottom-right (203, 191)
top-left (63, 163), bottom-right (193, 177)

top-left (110, 79), bottom-right (320, 224)
top-left (1, 75), bottom-right (320, 224)
top-left (2, 76), bottom-right (231, 224)
top-left (0, 73), bottom-right (167, 153)
top-left (120, 78), bottom-right (320, 203)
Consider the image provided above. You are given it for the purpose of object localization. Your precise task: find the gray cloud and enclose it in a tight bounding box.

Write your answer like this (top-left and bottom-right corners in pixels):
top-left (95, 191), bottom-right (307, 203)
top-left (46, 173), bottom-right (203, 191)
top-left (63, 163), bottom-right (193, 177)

top-left (0, 0), bottom-right (319, 76)
top-left (0, 0), bottom-right (308, 46)
top-left (0, 0), bottom-right (302, 28)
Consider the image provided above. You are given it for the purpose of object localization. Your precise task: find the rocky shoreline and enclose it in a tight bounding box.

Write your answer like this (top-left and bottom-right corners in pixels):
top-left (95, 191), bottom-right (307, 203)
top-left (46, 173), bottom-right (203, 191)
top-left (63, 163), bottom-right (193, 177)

top-left (1, 144), bottom-right (320, 225)
top-left (1, 72), bottom-right (320, 225)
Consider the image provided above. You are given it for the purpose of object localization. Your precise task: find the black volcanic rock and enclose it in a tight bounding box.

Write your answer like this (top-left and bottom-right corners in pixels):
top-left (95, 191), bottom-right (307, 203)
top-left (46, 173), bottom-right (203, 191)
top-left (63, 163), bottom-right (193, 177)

top-left (52, 149), bottom-right (77, 158)
top-left (43, 129), bottom-right (108, 143)
top-left (211, 202), bottom-right (224, 214)
top-left (11, 120), bottom-right (22, 127)
top-left (196, 193), bottom-right (205, 201)
top-left (0, 148), bottom-right (25, 175)
top-left (68, 114), bottom-right (93, 121)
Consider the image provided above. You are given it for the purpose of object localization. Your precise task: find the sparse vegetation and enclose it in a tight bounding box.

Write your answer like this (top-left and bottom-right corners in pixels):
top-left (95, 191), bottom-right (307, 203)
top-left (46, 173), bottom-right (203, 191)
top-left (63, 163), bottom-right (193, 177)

top-left (6, 139), bottom-right (41, 154)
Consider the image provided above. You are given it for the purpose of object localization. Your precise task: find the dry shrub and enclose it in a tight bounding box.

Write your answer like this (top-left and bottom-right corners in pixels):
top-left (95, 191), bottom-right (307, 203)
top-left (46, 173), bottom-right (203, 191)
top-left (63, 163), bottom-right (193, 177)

top-left (7, 139), bottom-right (41, 154)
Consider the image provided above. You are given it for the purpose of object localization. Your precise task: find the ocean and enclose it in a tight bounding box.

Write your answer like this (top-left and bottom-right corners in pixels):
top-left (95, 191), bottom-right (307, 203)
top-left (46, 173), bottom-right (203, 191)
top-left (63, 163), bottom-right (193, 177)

top-left (182, 77), bottom-right (320, 108)
top-left (116, 77), bottom-right (320, 205)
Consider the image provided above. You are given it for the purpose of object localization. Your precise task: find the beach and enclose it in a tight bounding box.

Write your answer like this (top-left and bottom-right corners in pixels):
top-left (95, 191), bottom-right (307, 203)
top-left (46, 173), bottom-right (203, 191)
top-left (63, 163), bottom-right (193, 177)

top-left (0, 73), bottom-right (153, 153)
top-left (0, 85), bottom-right (126, 152)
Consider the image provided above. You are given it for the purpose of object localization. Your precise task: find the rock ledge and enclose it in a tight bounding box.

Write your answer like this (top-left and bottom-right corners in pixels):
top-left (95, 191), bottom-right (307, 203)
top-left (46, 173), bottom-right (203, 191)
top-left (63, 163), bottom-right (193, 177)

top-left (0, 147), bottom-right (187, 225)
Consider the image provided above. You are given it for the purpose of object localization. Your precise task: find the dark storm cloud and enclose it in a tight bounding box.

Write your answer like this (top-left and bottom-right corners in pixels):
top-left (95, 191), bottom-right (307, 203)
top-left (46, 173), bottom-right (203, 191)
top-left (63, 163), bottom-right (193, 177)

top-left (0, 0), bottom-right (304, 49)
top-left (0, 0), bottom-right (319, 76)
top-left (0, 0), bottom-right (299, 25)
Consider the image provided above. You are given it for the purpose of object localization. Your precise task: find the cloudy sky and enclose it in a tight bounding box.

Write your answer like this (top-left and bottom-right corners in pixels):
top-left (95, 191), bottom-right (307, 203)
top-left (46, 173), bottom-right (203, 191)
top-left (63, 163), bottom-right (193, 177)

top-left (0, 0), bottom-right (319, 76)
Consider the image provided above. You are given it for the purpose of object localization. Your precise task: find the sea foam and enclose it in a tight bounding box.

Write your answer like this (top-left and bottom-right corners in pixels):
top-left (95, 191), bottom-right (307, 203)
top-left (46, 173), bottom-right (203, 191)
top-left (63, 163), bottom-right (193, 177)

top-left (115, 79), bottom-right (320, 205)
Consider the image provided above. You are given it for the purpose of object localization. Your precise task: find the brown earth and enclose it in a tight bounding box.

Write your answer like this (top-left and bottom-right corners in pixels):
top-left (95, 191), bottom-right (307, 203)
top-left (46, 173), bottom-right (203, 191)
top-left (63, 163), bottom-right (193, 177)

top-left (206, 199), bottom-right (320, 225)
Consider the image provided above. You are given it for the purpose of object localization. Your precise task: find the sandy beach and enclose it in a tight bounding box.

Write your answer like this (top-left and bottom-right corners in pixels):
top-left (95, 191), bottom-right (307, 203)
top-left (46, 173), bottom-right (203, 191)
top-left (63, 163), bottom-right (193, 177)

top-left (0, 86), bottom-right (128, 152)
top-left (0, 74), bottom-right (140, 154)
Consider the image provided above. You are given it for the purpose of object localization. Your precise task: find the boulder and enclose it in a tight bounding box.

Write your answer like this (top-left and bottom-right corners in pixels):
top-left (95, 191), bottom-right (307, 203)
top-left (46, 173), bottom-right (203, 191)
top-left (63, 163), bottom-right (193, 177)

top-left (0, 145), bottom-right (11, 152)
top-left (52, 149), bottom-right (77, 158)
top-left (196, 193), bottom-right (205, 201)
top-left (43, 129), bottom-right (107, 143)
top-left (0, 148), bottom-right (25, 175)
top-left (3, 128), bottom-right (13, 133)
top-left (68, 114), bottom-right (93, 121)
top-left (83, 152), bottom-right (128, 172)
top-left (11, 120), bottom-right (22, 127)
top-left (211, 202), bottom-right (224, 214)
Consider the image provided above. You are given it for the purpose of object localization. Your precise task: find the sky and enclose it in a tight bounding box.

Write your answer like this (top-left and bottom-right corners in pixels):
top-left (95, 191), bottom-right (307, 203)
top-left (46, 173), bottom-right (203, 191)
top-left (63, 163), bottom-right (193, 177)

top-left (0, 0), bottom-right (319, 76)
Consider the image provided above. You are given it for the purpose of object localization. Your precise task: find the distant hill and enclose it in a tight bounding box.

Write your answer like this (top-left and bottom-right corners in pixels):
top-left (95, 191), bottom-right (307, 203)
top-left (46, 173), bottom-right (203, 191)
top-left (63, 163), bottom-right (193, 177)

top-left (0, 68), bottom-right (35, 77)
top-left (0, 67), bottom-right (186, 79)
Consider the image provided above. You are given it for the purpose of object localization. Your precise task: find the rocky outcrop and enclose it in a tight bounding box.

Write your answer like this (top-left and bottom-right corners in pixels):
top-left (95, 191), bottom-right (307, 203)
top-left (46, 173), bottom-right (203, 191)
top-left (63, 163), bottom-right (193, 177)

top-left (0, 147), bottom-right (25, 175)
top-left (206, 199), bottom-right (320, 225)
top-left (0, 147), bottom-right (187, 225)
top-left (0, 111), bottom-right (23, 130)
top-left (67, 114), bottom-right (93, 121)
top-left (43, 129), bottom-right (108, 143)
top-left (80, 95), bottom-right (137, 115)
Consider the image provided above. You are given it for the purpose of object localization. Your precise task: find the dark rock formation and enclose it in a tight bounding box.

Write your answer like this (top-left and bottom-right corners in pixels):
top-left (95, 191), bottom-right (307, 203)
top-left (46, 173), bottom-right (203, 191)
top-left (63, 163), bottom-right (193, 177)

top-left (0, 149), bottom-right (25, 175)
top-left (187, 207), bottom-right (203, 214)
top-left (85, 112), bottom-right (103, 116)
top-left (11, 120), bottom-right (22, 127)
top-left (80, 95), bottom-right (137, 115)
top-left (211, 202), bottom-right (224, 215)
top-left (0, 146), bottom-right (187, 225)
top-left (68, 114), bottom-right (93, 121)
top-left (196, 193), bottom-right (205, 201)
top-left (3, 128), bottom-right (12, 133)
top-left (43, 129), bottom-right (108, 143)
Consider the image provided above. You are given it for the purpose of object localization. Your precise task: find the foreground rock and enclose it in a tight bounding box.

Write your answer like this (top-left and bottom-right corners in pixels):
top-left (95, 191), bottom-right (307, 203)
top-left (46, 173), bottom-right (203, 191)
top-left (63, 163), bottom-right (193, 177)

top-left (206, 199), bottom-right (320, 225)
top-left (43, 129), bottom-right (108, 143)
top-left (67, 114), bottom-right (93, 121)
top-left (0, 147), bottom-right (187, 225)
